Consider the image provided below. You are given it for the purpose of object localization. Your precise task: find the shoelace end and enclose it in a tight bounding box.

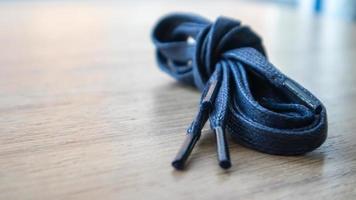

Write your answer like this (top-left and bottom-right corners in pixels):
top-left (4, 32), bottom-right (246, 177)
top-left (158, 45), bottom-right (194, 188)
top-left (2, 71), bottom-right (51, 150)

top-left (219, 160), bottom-right (232, 169)
top-left (172, 132), bottom-right (200, 170)
top-left (283, 79), bottom-right (322, 113)
top-left (214, 126), bottom-right (231, 169)
top-left (172, 160), bottom-right (184, 170)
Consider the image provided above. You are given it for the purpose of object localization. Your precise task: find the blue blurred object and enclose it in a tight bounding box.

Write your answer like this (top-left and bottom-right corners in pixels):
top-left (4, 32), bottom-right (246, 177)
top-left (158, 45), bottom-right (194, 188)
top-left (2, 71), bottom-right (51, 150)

top-left (314, 0), bottom-right (323, 12)
top-left (256, 0), bottom-right (356, 21)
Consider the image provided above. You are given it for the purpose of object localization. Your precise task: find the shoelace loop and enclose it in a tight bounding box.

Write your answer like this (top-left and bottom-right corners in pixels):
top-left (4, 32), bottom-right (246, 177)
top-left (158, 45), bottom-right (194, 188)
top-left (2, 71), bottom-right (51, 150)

top-left (152, 13), bottom-right (328, 170)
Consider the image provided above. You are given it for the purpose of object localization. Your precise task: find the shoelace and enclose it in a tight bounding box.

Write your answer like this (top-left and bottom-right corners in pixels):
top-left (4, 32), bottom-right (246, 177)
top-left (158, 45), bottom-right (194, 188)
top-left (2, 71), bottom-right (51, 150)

top-left (151, 13), bottom-right (328, 170)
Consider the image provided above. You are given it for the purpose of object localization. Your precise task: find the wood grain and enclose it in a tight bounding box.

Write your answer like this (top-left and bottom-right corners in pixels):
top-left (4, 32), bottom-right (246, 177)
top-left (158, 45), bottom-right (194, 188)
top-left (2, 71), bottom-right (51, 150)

top-left (0, 1), bottom-right (355, 200)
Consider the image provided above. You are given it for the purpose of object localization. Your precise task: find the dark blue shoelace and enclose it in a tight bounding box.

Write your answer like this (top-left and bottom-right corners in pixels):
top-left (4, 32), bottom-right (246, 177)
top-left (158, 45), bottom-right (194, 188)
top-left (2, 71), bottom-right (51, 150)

top-left (151, 13), bottom-right (328, 170)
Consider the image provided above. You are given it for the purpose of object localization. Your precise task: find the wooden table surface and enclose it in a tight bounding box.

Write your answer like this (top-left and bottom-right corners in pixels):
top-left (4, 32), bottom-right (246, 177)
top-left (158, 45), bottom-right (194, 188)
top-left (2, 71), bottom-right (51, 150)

top-left (0, 1), bottom-right (355, 200)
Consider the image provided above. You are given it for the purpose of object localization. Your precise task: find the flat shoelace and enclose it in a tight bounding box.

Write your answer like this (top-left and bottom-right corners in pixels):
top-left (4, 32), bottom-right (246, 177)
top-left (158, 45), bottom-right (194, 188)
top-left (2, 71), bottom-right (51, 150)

top-left (152, 13), bottom-right (328, 170)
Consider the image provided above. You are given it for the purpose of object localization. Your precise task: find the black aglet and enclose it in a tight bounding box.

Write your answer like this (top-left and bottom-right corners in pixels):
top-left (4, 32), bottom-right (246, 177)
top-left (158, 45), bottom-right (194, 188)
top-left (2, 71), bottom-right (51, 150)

top-left (172, 133), bottom-right (200, 170)
top-left (214, 126), bottom-right (231, 169)
top-left (283, 79), bottom-right (322, 113)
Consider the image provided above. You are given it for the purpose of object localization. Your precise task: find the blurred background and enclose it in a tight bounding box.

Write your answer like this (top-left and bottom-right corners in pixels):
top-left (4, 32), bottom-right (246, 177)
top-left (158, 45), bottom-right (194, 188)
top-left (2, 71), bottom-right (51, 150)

top-left (260, 0), bottom-right (356, 21)
top-left (0, 0), bottom-right (355, 104)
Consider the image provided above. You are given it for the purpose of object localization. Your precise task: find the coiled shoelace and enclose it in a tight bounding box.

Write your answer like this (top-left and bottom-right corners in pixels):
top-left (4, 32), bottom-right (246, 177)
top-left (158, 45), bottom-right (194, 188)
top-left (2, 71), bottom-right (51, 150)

top-left (152, 13), bottom-right (328, 170)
